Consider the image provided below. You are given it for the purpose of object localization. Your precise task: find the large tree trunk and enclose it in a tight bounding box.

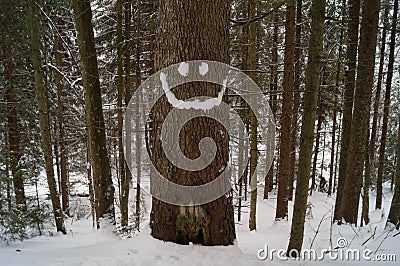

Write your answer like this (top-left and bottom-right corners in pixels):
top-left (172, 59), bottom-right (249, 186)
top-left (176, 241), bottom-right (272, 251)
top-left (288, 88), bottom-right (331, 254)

top-left (334, 0), bottom-right (361, 222)
top-left (339, 0), bottom-right (380, 224)
top-left (287, 0), bottom-right (326, 255)
top-left (27, 0), bottom-right (65, 234)
top-left (376, 0), bottom-right (398, 210)
top-left (276, 0), bottom-right (295, 221)
top-left (73, 0), bottom-right (115, 226)
top-left (387, 114), bottom-right (400, 229)
top-left (150, 0), bottom-right (235, 245)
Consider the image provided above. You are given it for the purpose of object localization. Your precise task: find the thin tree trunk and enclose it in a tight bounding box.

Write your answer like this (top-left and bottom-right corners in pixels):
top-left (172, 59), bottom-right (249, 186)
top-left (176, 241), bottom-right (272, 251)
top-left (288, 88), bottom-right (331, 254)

top-left (73, 0), bottom-right (115, 226)
top-left (5, 132), bottom-right (12, 211)
top-left (334, 0), bottom-right (361, 222)
top-left (265, 13), bottom-right (279, 196)
top-left (289, 0), bottom-right (303, 201)
top-left (392, 160), bottom-right (396, 191)
top-left (27, 0), bottom-right (65, 234)
top-left (134, 0), bottom-right (142, 231)
top-left (238, 117), bottom-right (244, 221)
top-left (376, 0), bottom-right (398, 210)
top-left (238, 0), bottom-right (252, 222)
top-left (249, 108), bottom-right (258, 230)
top-left (244, 129), bottom-right (249, 202)
top-left (329, 25), bottom-right (343, 196)
top-left (3, 47), bottom-right (26, 207)
top-left (362, 125), bottom-right (371, 226)
top-left (387, 113), bottom-right (400, 229)
top-left (54, 16), bottom-right (69, 216)
top-left (116, 0), bottom-right (128, 228)
top-left (287, 0), bottom-right (326, 255)
top-left (241, 3), bottom-right (250, 205)
top-left (334, 112), bottom-right (342, 194)
top-left (339, 0), bottom-right (380, 224)
top-left (123, 0), bottom-right (133, 226)
top-left (86, 135), bottom-right (96, 228)
top-left (53, 123), bottom-right (61, 197)
top-left (321, 129), bottom-right (326, 187)
top-left (363, 5), bottom-right (389, 224)
top-left (311, 97), bottom-right (323, 195)
top-left (248, 0), bottom-right (258, 231)
top-left (276, 0), bottom-right (295, 221)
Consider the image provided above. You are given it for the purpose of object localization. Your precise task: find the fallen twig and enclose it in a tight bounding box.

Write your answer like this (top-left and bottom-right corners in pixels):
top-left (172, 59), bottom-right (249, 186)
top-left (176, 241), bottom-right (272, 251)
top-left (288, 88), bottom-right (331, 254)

top-left (362, 226), bottom-right (377, 246)
top-left (310, 210), bottom-right (331, 249)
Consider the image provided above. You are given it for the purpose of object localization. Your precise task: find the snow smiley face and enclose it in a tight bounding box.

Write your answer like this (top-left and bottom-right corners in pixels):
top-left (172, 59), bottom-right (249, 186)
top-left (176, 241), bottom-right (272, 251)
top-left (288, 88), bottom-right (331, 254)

top-left (123, 60), bottom-right (276, 206)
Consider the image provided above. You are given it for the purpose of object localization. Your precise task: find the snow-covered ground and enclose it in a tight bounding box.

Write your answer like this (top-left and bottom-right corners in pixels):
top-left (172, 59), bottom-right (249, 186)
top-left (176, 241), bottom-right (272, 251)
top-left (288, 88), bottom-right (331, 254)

top-left (1, 177), bottom-right (399, 265)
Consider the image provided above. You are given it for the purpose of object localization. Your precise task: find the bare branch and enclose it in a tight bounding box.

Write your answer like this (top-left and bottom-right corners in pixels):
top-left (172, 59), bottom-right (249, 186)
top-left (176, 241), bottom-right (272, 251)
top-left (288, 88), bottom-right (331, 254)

top-left (230, 1), bottom-right (285, 26)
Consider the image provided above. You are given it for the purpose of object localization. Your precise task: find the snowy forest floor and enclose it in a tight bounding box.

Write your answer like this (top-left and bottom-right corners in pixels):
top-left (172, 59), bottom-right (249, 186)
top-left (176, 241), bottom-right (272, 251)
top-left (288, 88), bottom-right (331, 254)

top-left (0, 174), bottom-right (399, 266)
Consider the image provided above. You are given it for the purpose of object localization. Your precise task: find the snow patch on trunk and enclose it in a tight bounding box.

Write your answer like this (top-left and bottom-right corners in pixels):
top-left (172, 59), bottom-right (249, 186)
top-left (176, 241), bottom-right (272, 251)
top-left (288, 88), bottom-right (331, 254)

top-left (160, 72), bottom-right (227, 110)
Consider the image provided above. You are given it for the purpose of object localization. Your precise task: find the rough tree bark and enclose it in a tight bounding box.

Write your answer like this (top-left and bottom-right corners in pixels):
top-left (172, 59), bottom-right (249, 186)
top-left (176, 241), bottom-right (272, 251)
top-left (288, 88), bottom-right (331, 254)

top-left (248, 0), bottom-right (259, 232)
top-left (54, 16), bottom-right (69, 215)
top-left (288, 0), bottom-right (303, 201)
top-left (264, 13), bottom-right (280, 198)
top-left (329, 24), bottom-right (343, 196)
top-left (387, 114), bottom-right (400, 229)
top-left (276, 0), bottom-right (295, 221)
top-left (73, 0), bottom-right (115, 226)
top-left (150, 0), bottom-right (235, 245)
top-left (134, 0), bottom-right (142, 230)
top-left (3, 47), bottom-right (26, 207)
top-left (376, 0), bottom-right (398, 210)
top-left (5, 133), bottom-right (12, 211)
top-left (362, 6), bottom-right (389, 224)
top-left (116, 0), bottom-right (128, 228)
top-left (287, 0), bottom-right (326, 255)
top-left (334, 0), bottom-right (360, 222)
top-left (237, 117), bottom-right (245, 221)
top-left (120, 0), bottom-right (133, 228)
top-left (27, 0), bottom-right (65, 233)
top-left (311, 95), bottom-right (323, 195)
top-left (339, 0), bottom-right (380, 224)
top-left (363, 5), bottom-right (389, 224)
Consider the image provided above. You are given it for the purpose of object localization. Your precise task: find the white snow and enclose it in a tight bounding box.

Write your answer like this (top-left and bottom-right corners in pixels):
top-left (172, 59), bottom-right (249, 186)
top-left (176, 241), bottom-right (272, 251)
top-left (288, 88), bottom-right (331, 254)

top-left (199, 62), bottom-right (209, 76)
top-left (0, 219), bottom-right (261, 265)
top-left (178, 62), bottom-right (189, 77)
top-left (1, 174), bottom-right (399, 265)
